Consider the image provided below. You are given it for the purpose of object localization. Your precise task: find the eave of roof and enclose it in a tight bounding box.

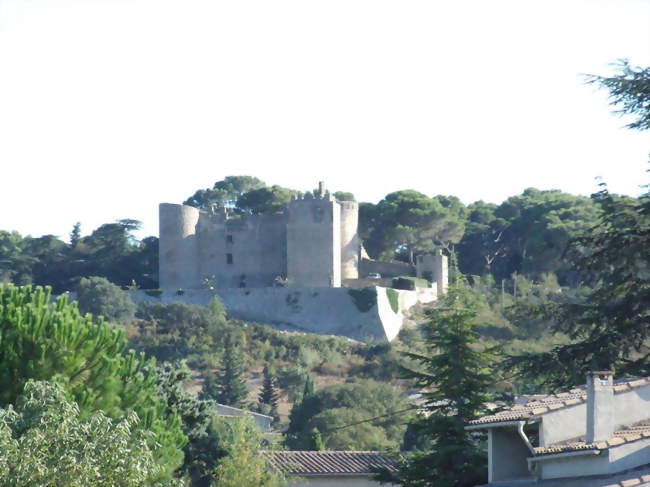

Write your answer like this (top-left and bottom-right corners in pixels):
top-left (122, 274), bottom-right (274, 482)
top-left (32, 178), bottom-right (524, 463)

top-left (534, 420), bottom-right (650, 456)
top-left (469, 377), bottom-right (650, 428)
top-left (262, 450), bottom-right (396, 475)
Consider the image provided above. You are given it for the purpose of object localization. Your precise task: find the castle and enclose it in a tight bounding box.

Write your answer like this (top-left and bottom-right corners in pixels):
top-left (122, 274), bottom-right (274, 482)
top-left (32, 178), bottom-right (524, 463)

top-left (154, 183), bottom-right (447, 341)
top-left (159, 182), bottom-right (446, 293)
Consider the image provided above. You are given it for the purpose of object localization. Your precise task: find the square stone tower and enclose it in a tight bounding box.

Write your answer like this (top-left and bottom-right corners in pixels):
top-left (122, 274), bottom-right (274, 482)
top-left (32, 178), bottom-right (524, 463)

top-left (286, 190), bottom-right (341, 287)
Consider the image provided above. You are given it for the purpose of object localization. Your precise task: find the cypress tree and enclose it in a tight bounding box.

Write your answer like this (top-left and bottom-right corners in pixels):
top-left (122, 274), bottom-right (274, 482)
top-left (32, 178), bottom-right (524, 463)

top-left (258, 365), bottom-right (279, 420)
top-left (215, 334), bottom-right (248, 408)
top-left (376, 282), bottom-right (496, 487)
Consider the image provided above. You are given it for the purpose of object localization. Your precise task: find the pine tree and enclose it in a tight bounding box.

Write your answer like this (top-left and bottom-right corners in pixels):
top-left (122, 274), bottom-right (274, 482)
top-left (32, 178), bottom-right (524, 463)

top-left (258, 365), bottom-right (279, 420)
top-left (209, 334), bottom-right (248, 408)
top-left (69, 222), bottom-right (81, 247)
top-left (0, 285), bottom-right (186, 482)
top-left (302, 374), bottom-right (315, 400)
top-left (376, 283), bottom-right (496, 487)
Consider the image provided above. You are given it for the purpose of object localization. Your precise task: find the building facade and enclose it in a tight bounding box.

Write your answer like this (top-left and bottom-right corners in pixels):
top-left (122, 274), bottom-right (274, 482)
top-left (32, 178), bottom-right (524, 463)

top-left (159, 186), bottom-right (359, 290)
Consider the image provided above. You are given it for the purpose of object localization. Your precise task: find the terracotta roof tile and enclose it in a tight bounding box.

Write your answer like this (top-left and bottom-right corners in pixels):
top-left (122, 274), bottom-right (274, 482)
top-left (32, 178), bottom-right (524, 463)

top-left (263, 451), bottom-right (396, 475)
top-left (469, 377), bottom-right (650, 427)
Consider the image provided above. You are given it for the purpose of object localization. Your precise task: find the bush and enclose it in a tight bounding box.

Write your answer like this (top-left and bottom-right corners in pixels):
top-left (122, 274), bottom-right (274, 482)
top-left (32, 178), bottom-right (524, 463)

top-left (286, 379), bottom-right (411, 450)
top-left (76, 276), bottom-right (136, 323)
top-left (0, 380), bottom-right (177, 487)
top-left (391, 276), bottom-right (429, 290)
top-left (348, 287), bottom-right (377, 312)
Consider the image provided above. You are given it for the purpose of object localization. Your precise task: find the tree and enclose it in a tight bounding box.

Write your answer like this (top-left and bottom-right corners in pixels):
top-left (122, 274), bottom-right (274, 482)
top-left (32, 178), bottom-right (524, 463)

top-left (258, 365), bottom-right (279, 421)
top-left (211, 417), bottom-right (286, 487)
top-left (507, 61), bottom-right (650, 388)
top-left (0, 380), bottom-right (179, 487)
top-left (585, 59), bottom-right (650, 130)
top-left (508, 187), bottom-right (650, 387)
top-left (0, 285), bottom-right (186, 481)
top-left (184, 176), bottom-right (266, 210)
top-left (155, 362), bottom-right (224, 487)
top-left (69, 221), bottom-right (81, 247)
top-left (286, 379), bottom-right (411, 451)
top-left (376, 283), bottom-right (496, 487)
top-left (75, 275), bottom-right (136, 323)
top-left (236, 185), bottom-right (300, 214)
top-left (202, 334), bottom-right (248, 408)
top-left (361, 190), bottom-right (466, 263)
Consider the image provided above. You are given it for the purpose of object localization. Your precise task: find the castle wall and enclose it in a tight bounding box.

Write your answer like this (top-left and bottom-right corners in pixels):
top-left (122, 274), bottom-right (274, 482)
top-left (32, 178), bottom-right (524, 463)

top-left (159, 203), bottom-right (200, 289)
top-left (286, 195), bottom-right (341, 287)
top-left (416, 250), bottom-right (448, 296)
top-left (359, 259), bottom-right (414, 278)
top-left (130, 285), bottom-right (437, 342)
top-left (340, 201), bottom-right (359, 280)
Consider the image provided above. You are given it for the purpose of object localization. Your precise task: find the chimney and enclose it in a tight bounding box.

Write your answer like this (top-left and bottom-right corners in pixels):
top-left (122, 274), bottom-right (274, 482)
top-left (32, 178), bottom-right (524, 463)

top-left (586, 371), bottom-right (614, 443)
top-left (318, 181), bottom-right (325, 197)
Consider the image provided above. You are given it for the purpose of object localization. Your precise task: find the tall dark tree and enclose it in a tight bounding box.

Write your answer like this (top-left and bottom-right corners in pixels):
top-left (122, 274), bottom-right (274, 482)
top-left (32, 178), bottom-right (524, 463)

top-left (202, 335), bottom-right (248, 408)
top-left (585, 59), bottom-right (650, 130)
top-left (258, 365), bottom-right (279, 420)
top-left (508, 61), bottom-right (650, 388)
top-left (376, 283), bottom-right (496, 487)
top-left (155, 362), bottom-right (225, 487)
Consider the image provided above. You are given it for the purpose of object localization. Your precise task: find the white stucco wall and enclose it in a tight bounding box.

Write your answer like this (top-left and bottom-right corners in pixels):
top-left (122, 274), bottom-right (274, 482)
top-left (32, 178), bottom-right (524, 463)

top-left (488, 427), bottom-right (535, 482)
top-left (540, 403), bottom-right (586, 446)
top-left (612, 383), bottom-right (650, 428)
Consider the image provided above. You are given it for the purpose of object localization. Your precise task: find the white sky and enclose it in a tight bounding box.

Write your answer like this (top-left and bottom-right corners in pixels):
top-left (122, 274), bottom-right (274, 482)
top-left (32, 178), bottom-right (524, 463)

top-left (1, 0), bottom-right (649, 241)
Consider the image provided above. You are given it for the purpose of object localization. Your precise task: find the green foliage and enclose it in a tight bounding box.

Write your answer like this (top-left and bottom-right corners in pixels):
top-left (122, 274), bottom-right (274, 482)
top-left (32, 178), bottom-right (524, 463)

top-left (377, 283), bottom-right (496, 486)
top-left (286, 379), bottom-right (411, 451)
top-left (75, 275), bottom-right (136, 323)
top-left (347, 287), bottom-right (377, 312)
top-left (258, 366), bottom-right (280, 421)
top-left (386, 288), bottom-right (399, 313)
top-left (360, 190), bottom-right (466, 263)
top-left (202, 334), bottom-right (249, 408)
top-left (508, 185), bottom-right (650, 388)
top-left (585, 59), bottom-right (650, 130)
top-left (0, 380), bottom-right (180, 487)
top-left (211, 417), bottom-right (286, 487)
top-left (184, 175), bottom-right (266, 210)
top-left (333, 191), bottom-right (355, 202)
top-left (155, 362), bottom-right (223, 487)
top-left (0, 285), bottom-right (186, 481)
top-left (133, 301), bottom-right (227, 365)
top-left (391, 276), bottom-right (429, 290)
top-left (237, 185), bottom-right (300, 214)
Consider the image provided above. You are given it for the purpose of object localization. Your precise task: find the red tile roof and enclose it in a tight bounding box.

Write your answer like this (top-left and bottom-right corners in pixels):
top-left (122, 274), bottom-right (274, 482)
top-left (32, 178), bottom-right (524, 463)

top-left (263, 451), bottom-right (396, 476)
top-left (469, 377), bottom-right (650, 427)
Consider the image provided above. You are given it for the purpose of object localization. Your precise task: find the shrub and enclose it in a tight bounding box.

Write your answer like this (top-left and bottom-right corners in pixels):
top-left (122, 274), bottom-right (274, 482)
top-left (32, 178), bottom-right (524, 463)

top-left (391, 276), bottom-right (429, 290)
top-left (348, 287), bottom-right (377, 312)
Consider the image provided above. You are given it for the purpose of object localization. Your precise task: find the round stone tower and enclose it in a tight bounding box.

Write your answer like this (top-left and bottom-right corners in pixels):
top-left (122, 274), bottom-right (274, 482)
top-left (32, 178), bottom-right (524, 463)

top-left (339, 200), bottom-right (359, 279)
top-left (159, 203), bottom-right (200, 289)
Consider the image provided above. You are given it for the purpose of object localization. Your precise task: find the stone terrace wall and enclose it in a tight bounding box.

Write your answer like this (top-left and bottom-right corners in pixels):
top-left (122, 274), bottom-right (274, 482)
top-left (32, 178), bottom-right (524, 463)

top-left (130, 286), bottom-right (436, 342)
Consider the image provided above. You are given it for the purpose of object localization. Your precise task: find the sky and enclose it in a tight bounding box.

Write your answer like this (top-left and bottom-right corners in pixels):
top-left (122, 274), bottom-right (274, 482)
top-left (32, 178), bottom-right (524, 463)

top-left (0, 0), bottom-right (649, 241)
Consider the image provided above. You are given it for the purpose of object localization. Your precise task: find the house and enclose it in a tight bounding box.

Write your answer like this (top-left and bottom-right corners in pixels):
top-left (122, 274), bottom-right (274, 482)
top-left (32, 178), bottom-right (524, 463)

top-left (214, 403), bottom-right (274, 432)
top-left (263, 450), bottom-right (396, 486)
top-left (466, 371), bottom-right (650, 486)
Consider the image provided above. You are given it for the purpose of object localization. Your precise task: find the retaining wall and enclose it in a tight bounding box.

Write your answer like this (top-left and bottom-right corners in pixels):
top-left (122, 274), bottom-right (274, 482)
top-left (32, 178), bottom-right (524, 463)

top-left (130, 286), bottom-right (436, 342)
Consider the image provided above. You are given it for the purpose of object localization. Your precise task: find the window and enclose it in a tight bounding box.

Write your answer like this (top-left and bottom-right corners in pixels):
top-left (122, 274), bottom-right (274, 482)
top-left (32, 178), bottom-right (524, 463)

top-left (226, 253), bottom-right (233, 264)
top-left (226, 235), bottom-right (233, 244)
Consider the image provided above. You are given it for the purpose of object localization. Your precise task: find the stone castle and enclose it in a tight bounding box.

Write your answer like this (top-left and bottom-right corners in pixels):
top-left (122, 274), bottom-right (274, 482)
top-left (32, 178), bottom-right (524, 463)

top-left (159, 182), bottom-right (447, 293)
top-left (154, 182), bottom-right (447, 341)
